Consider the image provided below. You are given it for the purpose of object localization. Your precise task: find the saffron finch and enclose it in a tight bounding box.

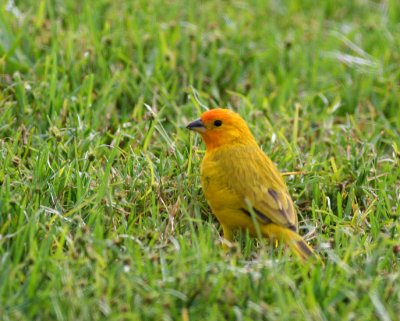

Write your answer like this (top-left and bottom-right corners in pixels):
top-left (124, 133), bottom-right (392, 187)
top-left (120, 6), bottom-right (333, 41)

top-left (187, 108), bottom-right (314, 260)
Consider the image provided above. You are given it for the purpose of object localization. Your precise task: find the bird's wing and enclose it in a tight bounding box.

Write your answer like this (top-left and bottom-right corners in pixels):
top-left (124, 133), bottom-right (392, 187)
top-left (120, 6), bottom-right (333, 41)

top-left (219, 145), bottom-right (298, 231)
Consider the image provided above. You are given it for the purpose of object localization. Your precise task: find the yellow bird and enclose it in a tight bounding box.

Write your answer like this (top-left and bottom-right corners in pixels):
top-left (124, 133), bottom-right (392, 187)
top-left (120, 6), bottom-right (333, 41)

top-left (187, 108), bottom-right (314, 260)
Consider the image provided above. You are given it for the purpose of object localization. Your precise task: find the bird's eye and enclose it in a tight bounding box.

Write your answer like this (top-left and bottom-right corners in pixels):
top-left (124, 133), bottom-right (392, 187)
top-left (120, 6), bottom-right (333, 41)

top-left (214, 120), bottom-right (223, 127)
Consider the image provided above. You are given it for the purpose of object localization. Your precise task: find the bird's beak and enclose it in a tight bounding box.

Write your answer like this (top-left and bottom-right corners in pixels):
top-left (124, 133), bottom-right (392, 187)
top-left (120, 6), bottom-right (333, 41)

top-left (186, 118), bottom-right (206, 133)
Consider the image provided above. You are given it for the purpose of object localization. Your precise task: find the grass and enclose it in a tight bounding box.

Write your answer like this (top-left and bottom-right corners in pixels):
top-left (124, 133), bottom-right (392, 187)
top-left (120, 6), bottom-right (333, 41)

top-left (0, 0), bottom-right (399, 320)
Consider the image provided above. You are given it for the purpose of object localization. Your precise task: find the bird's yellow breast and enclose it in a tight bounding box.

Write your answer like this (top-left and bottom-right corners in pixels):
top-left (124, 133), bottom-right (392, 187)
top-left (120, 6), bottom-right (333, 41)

top-left (200, 149), bottom-right (248, 226)
top-left (200, 153), bottom-right (237, 209)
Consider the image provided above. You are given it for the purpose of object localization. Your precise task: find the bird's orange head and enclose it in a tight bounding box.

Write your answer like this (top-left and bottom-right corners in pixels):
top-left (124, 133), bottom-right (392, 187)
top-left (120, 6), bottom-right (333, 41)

top-left (186, 109), bottom-right (256, 150)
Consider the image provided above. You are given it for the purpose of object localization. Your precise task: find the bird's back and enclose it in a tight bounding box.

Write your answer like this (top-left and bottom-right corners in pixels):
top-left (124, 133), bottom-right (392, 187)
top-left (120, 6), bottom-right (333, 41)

top-left (201, 143), bottom-right (298, 231)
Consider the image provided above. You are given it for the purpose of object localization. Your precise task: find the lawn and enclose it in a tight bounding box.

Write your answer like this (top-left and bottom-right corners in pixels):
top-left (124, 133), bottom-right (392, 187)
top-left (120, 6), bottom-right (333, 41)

top-left (0, 0), bottom-right (399, 320)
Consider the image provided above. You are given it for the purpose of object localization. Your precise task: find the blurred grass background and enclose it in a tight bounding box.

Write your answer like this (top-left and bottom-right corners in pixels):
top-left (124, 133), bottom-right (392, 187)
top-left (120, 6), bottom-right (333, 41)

top-left (0, 0), bottom-right (399, 320)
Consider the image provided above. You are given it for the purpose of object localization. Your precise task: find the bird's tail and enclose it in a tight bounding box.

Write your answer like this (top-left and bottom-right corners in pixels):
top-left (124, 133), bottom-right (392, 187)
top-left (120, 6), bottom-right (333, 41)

top-left (260, 224), bottom-right (314, 261)
top-left (286, 234), bottom-right (314, 261)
